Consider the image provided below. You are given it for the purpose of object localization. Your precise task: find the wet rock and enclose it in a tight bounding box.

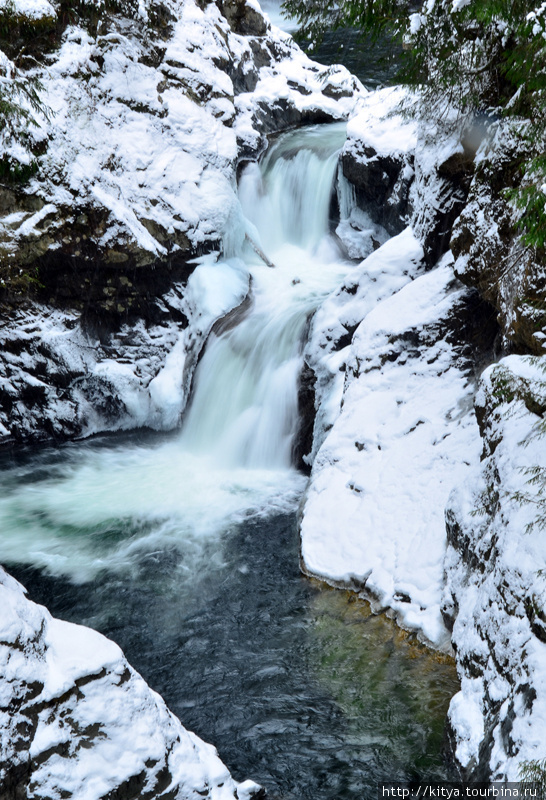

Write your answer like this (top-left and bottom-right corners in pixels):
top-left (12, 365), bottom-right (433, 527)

top-left (292, 359), bottom-right (316, 474)
top-left (340, 88), bottom-right (417, 238)
top-left (341, 145), bottom-right (413, 236)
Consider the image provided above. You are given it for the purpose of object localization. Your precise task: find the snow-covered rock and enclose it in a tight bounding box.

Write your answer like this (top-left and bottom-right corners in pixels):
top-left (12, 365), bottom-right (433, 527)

top-left (301, 234), bottom-right (494, 647)
top-left (443, 355), bottom-right (546, 780)
top-left (0, 256), bottom-right (250, 444)
top-left (0, 566), bottom-right (263, 800)
top-left (297, 91), bottom-right (499, 650)
top-left (340, 87), bottom-right (417, 238)
top-left (451, 120), bottom-right (546, 355)
top-left (0, 0), bottom-right (363, 274)
top-left (338, 87), bottom-right (477, 269)
top-left (0, 0), bottom-right (363, 447)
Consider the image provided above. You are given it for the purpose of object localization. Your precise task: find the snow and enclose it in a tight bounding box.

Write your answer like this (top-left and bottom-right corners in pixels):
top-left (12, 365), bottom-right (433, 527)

top-left (346, 87), bottom-right (418, 157)
top-left (444, 355), bottom-right (546, 777)
top-left (0, 565), bottom-right (261, 799)
top-left (0, 255), bottom-right (251, 444)
top-left (0, 0), bottom-right (363, 267)
top-left (305, 227), bottom-right (425, 459)
top-left (448, 678), bottom-right (485, 767)
top-left (185, 257), bottom-right (250, 323)
top-left (0, 0), bottom-right (55, 20)
top-left (302, 243), bottom-right (481, 647)
top-left (0, 0), bottom-right (363, 448)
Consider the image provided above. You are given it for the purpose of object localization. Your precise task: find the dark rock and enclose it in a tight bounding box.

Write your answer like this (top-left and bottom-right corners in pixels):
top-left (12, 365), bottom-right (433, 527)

top-left (341, 145), bottom-right (414, 236)
top-left (228, 50), bottom-right (259, 94)
top-left (413, 148), bottom-right (474, 268)
top-left (524, 596), bottom-right (546, 644)
top-left (253, 97), bottom-right (340, 136)
top-left (217, 0), bottom-right (269, 36)
top-left (34, 250), bottom-right (197, 326)
top-left (450, 126), bottom-right (546, 354)
top-left (292, 360), bottom-right (317, 474)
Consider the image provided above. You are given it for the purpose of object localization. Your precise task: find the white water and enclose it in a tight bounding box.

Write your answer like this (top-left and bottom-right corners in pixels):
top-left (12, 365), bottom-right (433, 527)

top-left (182, 125), bottom-right (348, 469)
top-left (0, 123), bottom-right (352, 582)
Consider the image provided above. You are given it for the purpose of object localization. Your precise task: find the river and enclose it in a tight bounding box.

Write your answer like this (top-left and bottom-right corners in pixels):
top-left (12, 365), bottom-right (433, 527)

top-left (0, 124), bottom-right (459, 798)
top-left (261, 0), bottom-right (402, 89)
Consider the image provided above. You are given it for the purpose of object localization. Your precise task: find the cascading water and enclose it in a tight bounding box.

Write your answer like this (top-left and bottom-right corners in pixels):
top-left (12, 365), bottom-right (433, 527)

top-left (0, 123), bottom-right (350, 578)
top-left (0, 124), bottom-right (459, 800)
top-left (179, 124), bottom-right (349, 470)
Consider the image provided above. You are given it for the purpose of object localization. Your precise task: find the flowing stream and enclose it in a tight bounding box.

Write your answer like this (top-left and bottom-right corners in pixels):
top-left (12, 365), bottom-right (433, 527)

top-left (261, 0), bottom-right (402, 88)
top-left (0, 124), bottom-right (459, 799)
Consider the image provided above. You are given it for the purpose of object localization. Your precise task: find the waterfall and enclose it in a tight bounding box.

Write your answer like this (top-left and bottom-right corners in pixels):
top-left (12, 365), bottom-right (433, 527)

top-left (180, 123), bottom-right (349, 469)
top-left (0, 123), bottom-right (352, 580)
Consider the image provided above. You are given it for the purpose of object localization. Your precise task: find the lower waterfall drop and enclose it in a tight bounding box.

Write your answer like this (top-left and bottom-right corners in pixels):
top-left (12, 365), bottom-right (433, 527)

top-left (0, 123), bottom-right (352, 579)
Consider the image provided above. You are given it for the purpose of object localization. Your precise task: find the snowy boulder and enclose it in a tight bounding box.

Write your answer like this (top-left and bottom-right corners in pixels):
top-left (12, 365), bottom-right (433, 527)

top-left (301, 232), bottom-right (497, 647)
top-left (443, 356), bottom-right (546, 780)
top-left (0, 565), bottom-right (263, 800)
top-left (341, 88), bottom-right (418, 237)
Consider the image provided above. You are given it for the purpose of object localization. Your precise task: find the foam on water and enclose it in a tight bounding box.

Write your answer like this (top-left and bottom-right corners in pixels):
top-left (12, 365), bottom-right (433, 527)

top-left (0, 443), bottom-right (307, 581)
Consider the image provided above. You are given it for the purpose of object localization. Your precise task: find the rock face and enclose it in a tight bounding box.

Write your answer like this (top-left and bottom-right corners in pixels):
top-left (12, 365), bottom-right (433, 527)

top-left (0, 566), bottom-right (263, 800)
top-left (0, 0), bottom-right (363, 447)
top-left (0, 258), bottom-right (250, 445)
top-left (301, 232), bottom-right (497, 647)
top-left (0, 0), bottom-right (361, 281)
top-left (451, 121), bottom-right (546, 355)
top-left (442, 357), bottom-right (546, 780)
top-left (299, 89), bottom-right (498, 649)
top-left (298, 83), bottom-right (546, 779)
top-left (339, 88), bottom-right (417, 240)
top-left (339, 90), bottom-right (478, 269)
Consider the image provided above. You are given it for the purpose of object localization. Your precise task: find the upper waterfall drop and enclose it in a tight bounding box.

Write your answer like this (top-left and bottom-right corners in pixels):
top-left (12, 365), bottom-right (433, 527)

top-left (238, 125), bottom-right (347, 255)
top-left (179, 123), bottom-right (350, 470)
